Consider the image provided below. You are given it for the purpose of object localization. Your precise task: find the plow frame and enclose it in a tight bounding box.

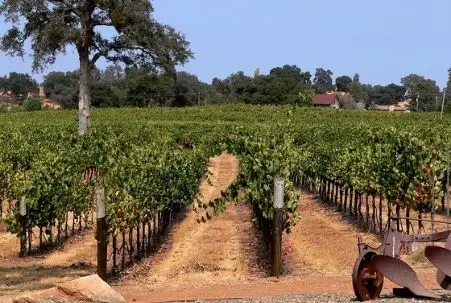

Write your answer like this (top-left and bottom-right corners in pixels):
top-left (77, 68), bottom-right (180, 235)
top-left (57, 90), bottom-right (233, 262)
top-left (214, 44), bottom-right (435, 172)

top-left (353, 216), bottom-right (451, 301)
top-left (358, 217), bottom-right (451, 258)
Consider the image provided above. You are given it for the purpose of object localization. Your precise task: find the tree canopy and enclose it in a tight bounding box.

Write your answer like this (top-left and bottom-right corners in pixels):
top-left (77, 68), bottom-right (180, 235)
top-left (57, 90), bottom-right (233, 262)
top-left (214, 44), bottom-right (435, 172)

top-left (313, 68), bottom-right (334, 94)
top-left (0, 72), bottom-right (37, 102)
top-left (0, 0), bottom-right (193, 133)
top-left (401, 74), bottom-right (440, 111)
top-left (0, 61), bottom-right (449, 113)
top-left (335, 75), bottom-right (352, 92)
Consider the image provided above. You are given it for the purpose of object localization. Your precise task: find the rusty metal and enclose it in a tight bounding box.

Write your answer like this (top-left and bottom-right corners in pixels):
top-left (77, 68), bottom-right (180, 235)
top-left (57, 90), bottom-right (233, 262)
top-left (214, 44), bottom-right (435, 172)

top-left (425, 246), bottom-right (451, 277)
top-left (373, 255), bottom-right (440, 299)
top-left (357, 217), bottom-right (451, 258)
top-left (352, 251), bottom-right (384, 301)
top-left (438, 274), bottom-right (451, 291)
top-left (353, 216), bottom-right (451, 301)
top-left (392, 216), bottom-right (451, 225)
top-left (436, 235), bottom-right (451, 290)
top-left (392, 287), bottom-right (416, 298)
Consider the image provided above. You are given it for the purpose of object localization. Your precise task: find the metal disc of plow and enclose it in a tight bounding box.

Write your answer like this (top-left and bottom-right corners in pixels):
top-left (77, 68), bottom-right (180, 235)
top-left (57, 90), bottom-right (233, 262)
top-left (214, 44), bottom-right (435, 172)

top-left (437, 273), bottom-right (451, 290)
top-left (352, 251), bottom-right (384, 301)
top-left (426, 246), bottom-right (451, 278)
top-left (436, 235), bottom-right (451, 290)
top-left (373, 255), bottom-right (440, 299)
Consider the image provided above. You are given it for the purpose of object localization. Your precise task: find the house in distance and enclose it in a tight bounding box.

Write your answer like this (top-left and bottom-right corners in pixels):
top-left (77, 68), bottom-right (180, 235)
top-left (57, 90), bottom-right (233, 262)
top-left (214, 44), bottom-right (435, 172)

top-left (312, 93), bottom-right (340, 108)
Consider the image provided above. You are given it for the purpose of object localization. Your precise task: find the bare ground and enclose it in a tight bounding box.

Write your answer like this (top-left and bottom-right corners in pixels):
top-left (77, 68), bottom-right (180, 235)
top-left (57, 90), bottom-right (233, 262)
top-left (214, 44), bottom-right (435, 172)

top-left (115, 184), bottom-right (445, 303)
top-left (0, 228), bottom-right (96, 302)
top-left (284, 193), bottom-right (380, 277)
top-left (115, 153), bottom-right (263, 292)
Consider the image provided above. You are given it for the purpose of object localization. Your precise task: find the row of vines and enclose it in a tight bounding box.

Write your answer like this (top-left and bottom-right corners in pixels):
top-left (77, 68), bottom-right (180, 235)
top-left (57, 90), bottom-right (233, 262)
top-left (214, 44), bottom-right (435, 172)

top-left (1, 105), bottom-right (450, 263)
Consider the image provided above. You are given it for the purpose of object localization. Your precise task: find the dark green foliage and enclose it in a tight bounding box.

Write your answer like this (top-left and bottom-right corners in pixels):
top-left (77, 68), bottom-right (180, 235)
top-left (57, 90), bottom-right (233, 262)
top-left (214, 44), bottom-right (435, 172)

top-left (210, 65), bottom-right (313, 105)
top-left (0, 0), bottom-right (193, 73)
top-left (335, 75), bottom-right (352, 92)
top-left (370, 84), bottom-right (406, 105)
top-left (42, 66), bottom-right (216, 108)
top-left (348, 82), bottom-right (370, 104)
top-left (401, 74), bottom-right (440, 111)
top-left (0, 72), bottom-right (38, 102)
top-left (91, 84), bottom-right (122, 108)
top-left (173, 72), bottom-right (211, 106)
top-left (43, 71), bottom-right (79, 108)
top-left (446, 69), bottom-right (451, 99)
top-left (0, 104), bottom-right (8, 113)
top-left (125, 69), bottom-right (176, 107)
top-left (444, 101), bottom-right (451, 113)
top-left (0, 0), bottom-right (193, 133)
top-left (313, 68), bottom-right (334, 94)
top-left (23, 97), bottom-right (42, 111)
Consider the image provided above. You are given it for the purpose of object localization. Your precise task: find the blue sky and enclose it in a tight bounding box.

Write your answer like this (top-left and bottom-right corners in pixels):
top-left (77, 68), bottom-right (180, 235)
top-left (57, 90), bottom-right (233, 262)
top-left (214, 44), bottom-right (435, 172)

top-left (0, 1), bottom-right (450, 88)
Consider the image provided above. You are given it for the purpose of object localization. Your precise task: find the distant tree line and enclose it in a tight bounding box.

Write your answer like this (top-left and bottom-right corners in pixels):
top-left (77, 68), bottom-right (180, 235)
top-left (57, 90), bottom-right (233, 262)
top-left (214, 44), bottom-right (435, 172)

top-left (3, 64), bottom-right (451, 112)
top-left (43, 67), bottom-right (222, 108)
top-left (0, 72), bottom-right (38, 103)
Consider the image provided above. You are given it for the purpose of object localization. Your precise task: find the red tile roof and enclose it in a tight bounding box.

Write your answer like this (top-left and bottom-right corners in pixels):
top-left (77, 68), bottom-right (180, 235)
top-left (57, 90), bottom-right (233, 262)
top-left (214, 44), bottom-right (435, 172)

top-left (312, 93), bottom-right (338, 105)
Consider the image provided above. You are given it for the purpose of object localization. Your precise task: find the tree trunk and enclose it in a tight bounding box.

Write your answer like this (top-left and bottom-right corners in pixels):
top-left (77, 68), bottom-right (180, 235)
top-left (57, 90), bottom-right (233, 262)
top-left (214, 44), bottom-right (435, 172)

top-left (78, 52), bottom-right (91, 135)
top-left (78, 3), bottom-right (95, 136)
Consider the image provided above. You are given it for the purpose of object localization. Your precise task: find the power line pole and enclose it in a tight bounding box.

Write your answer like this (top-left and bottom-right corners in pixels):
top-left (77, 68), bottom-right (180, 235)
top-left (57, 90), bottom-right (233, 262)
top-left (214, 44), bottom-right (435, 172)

top-left (416, 93), bottom-right (419, 112)
top-left (441, 89), bottom-right (447, 119)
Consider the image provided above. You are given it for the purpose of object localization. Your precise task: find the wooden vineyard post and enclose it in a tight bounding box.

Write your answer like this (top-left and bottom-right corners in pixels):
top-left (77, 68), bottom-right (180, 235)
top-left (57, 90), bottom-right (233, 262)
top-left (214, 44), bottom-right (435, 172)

top-left (272, 177), bottom-right (284, 277)
top-left (343, 187), bottom-right (348, 213)
top-left (379, 195), bottom-right (383, 234)
top-left (365, 194), bottom-right (370, 227)
top-left (112, 235), bottom-right (119, 277)
top-left (371, 194), bottom-right (376, 231)
top-left (335, 184), bottom-right (339, 207)
top-left (339, 187), bottom-right (343, 211)
top-left (19, 196), bottom-right (27, 257)
top-left (349, 189), bottom-right (354, 216)
top-left (406, 208), bottom-right (410, 235)
top-left (96, 188), bottom-right (107, 281)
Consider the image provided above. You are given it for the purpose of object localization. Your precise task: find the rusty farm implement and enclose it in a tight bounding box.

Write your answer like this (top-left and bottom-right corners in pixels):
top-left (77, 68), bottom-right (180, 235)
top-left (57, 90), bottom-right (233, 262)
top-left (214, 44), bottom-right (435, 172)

top-left (352, 217), bottom-right (451, 301)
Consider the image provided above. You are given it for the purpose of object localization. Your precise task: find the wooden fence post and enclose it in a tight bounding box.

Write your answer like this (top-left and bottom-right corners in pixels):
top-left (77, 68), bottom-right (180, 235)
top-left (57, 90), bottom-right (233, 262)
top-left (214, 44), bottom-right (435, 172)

top-left (271, 178), bottom-right (284, 277)
top-left (379, 195), bottom-right (383, 234)
top-left (343, 187), bottom-right (348, 213)
top-left (19, 196), bottom-right (27, 257)
top-left (96, 188), bottom-right (107, 280)
top-left (339, 187), bottom-right (343, 211)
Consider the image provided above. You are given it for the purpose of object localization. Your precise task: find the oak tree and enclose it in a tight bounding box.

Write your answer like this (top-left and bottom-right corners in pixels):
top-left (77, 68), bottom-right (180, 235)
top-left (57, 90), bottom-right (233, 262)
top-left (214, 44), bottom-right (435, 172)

top-left (313, 68), bottom-right (334, 94)
top-left (0, 0), bottom-right (193, 134)
top-left (335, 75), bottom-right (352, 92)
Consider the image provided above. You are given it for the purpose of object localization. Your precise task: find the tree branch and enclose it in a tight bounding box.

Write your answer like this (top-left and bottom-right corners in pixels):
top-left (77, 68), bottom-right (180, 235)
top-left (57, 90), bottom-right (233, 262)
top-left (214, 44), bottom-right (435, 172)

top-left (89, 51), bottom-right (104, 68)
top-left (49, 0), bottom-right (82, 18)
top-left (93, 21), bottom-right (114, 27)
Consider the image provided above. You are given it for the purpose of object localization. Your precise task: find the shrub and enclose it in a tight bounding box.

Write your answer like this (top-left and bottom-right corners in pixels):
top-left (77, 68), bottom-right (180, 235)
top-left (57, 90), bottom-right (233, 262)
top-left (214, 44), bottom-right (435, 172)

top-left (0, 104), bottom-right (8, 113)
top-left (8, 105), bottom-right (25, 113)
top-left (23, 97), bottom-right (42, 111)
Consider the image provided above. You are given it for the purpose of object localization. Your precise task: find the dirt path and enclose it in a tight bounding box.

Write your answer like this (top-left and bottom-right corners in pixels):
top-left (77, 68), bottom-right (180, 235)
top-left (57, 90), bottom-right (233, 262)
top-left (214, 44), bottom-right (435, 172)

top-left (284, 192), bottom-right (380, 277)
top-left (115, 189), bottom-right (444, 303)
top-left (116, 273), bottom-right (442, 303)
top-left (0, 228), bottom-right (96, 302)
top-left (116, 153), bottom-right (264, 292)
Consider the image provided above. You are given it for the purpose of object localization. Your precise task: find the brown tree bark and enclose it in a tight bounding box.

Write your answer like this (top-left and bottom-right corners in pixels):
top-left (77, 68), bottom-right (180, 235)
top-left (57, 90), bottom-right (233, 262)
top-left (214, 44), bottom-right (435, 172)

top-left (78, 52), bottom-right (92, 135)
top-left (78, 2), bottom-right (95, 135)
